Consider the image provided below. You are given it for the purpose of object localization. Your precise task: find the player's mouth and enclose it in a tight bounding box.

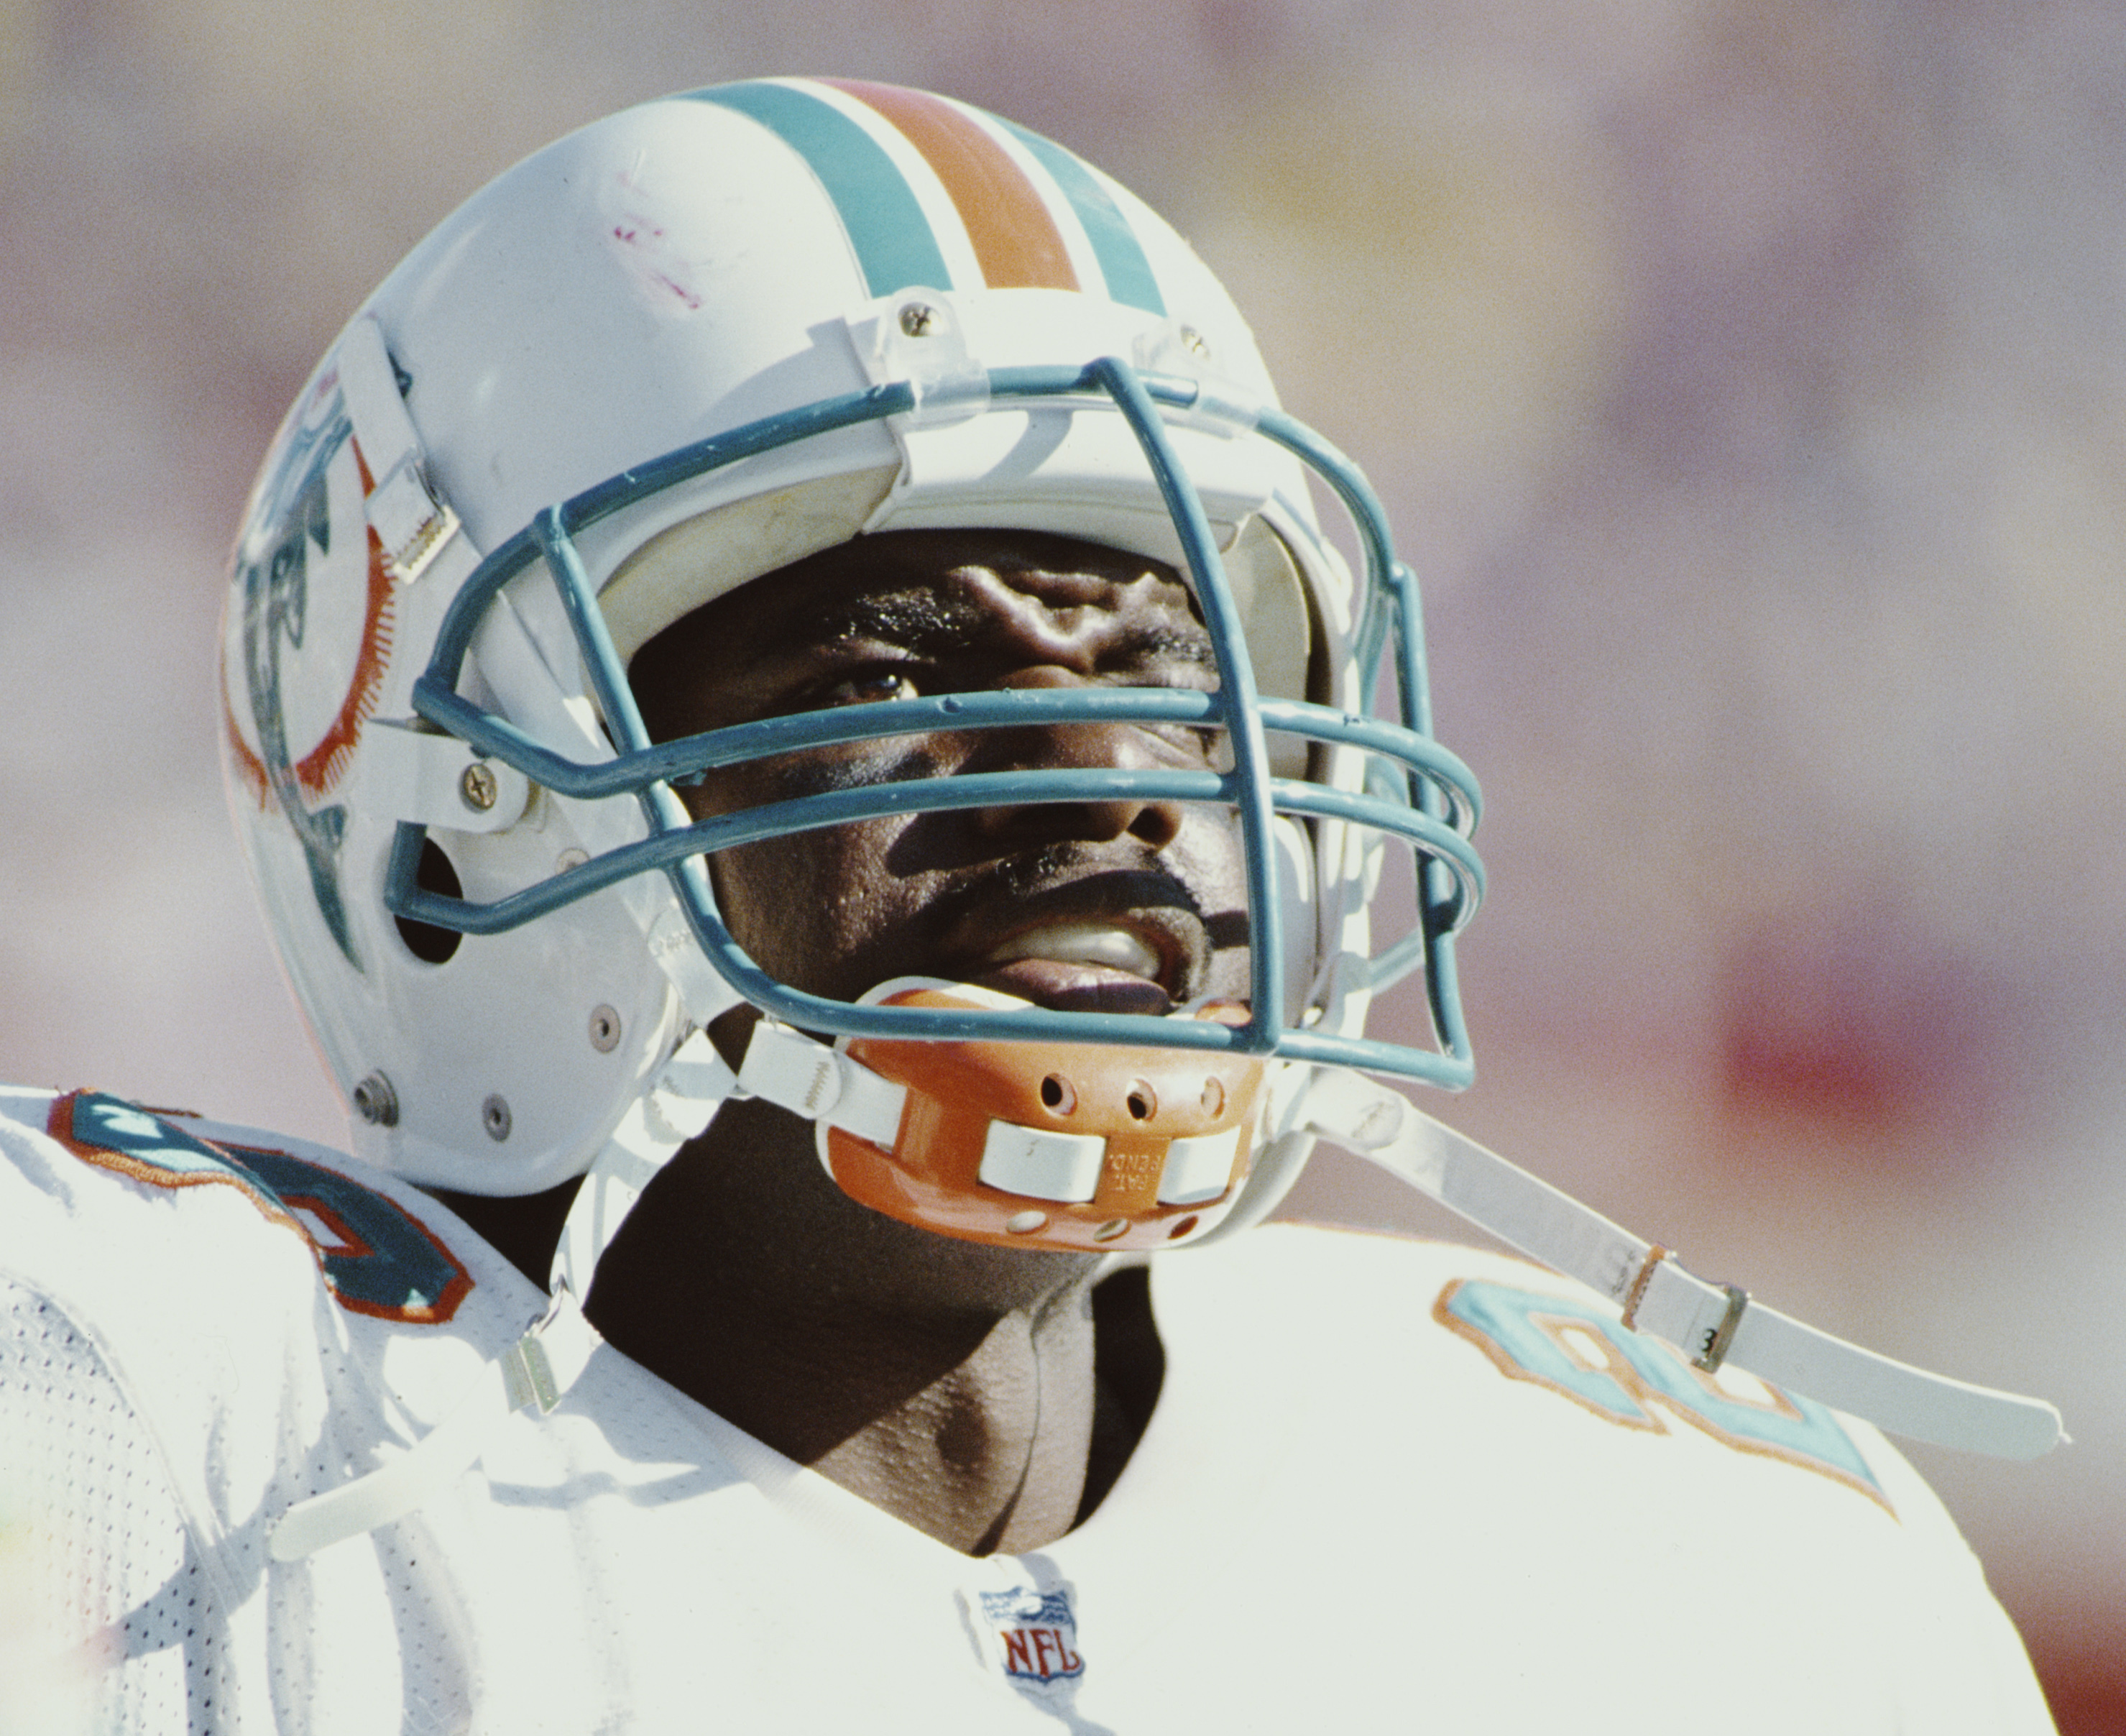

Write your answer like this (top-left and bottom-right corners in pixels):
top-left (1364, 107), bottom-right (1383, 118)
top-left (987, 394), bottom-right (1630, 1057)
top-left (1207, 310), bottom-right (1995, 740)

top-left (975, 920), bottom-right (1181, 1016)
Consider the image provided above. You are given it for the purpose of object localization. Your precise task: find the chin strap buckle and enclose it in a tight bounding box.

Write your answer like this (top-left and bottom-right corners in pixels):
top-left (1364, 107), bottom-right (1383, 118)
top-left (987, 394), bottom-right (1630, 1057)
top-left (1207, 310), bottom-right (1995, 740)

top-left (500, 1295), bottom-right (569, 1415)
top-left (1692, 1282), bottom-right (1752, 1374)
top-left (1617, 1244), bottom-right (1671, 1335)
top-left (1616, 1245), bottom-right (1751, 1374)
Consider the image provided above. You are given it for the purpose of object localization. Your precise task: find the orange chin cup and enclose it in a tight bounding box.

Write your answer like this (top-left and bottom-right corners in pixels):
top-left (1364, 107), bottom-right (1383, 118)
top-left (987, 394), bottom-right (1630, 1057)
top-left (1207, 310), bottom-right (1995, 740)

top-left (824, 986), bottom-right (1267, 1252)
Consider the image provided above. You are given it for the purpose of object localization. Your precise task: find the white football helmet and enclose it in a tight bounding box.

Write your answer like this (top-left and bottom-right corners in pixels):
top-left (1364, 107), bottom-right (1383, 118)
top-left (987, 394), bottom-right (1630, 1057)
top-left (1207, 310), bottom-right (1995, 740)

top-left (221, 76), bottom-right (1481, 1243)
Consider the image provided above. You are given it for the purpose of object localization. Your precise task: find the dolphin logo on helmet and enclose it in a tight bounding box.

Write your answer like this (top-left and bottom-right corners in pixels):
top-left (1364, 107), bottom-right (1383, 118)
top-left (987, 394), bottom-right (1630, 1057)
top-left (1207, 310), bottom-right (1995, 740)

top-left (231, 399), bottom-right (364, 967)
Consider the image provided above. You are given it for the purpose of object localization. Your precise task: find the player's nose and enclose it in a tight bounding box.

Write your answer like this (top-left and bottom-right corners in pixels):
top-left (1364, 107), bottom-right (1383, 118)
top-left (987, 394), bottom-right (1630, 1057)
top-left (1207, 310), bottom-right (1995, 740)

top-left (966, 664), bottom-right (1190, 852)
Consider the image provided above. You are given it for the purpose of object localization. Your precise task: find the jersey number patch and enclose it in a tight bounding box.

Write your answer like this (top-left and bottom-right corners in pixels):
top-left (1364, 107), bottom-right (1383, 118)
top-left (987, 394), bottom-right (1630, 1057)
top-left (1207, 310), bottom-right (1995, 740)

top-left (48, 1090), bottom-right (471, 1324)
top-left (1436, 1277), bottom-right (1885, 1507)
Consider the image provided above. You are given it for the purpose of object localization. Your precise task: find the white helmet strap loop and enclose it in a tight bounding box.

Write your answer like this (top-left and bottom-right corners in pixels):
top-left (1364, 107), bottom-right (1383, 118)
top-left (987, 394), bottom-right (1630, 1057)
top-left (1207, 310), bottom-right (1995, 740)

top-left (549, 1031), bottom-right (738, 1299)
top-left (339, 315), bottom-right (461, 587)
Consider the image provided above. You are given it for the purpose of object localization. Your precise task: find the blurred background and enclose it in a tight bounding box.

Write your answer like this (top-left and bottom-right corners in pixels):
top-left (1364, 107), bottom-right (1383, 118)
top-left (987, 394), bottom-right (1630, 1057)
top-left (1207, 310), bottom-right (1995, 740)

top-left (1, 0), bottom-right (2120, 1723)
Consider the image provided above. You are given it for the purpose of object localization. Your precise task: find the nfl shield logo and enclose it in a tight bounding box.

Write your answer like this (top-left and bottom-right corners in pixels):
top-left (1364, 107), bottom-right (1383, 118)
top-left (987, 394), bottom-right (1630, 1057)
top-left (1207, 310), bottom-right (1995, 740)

top-left (979, 1586), bottom-right (1085, 1684)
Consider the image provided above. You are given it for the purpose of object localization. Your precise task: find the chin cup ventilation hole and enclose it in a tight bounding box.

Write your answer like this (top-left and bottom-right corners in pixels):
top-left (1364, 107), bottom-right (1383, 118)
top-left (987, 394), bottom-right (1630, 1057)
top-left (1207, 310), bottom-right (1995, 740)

top-left (1006, 1210), bottom-right (1049, 1235)
top-left (1039, 1074), bottom-right (1076, 1114)
top-left (1092, 1218), bottom-right (1130, 1242)
top-left (1124, 1081), bottom-right (1156, 1121)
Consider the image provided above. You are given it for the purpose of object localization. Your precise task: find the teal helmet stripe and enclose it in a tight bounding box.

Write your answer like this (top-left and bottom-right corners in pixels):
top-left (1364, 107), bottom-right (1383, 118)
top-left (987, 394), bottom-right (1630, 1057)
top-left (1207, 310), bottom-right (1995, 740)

top-left (1000, 120), bottom-right (1166, 316)
top-left (687, 82), bottom-right (955, 299)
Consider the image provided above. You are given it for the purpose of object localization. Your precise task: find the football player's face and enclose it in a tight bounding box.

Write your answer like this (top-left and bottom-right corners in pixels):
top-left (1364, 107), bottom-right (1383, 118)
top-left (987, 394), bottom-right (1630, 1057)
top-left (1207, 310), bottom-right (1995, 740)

top-left (630, 530), bottom-right (1252, 1019)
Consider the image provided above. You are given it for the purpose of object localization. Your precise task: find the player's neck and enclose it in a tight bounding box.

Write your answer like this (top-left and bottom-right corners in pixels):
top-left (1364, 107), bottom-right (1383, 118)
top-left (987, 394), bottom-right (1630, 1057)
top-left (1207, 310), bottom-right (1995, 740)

top-left (441, 1096), bottom-right (1160, 1554)
top-left (787, 1284), bottom-right (1103, 1553)
top-left (589, 1213), bottom-right (1107, 1554)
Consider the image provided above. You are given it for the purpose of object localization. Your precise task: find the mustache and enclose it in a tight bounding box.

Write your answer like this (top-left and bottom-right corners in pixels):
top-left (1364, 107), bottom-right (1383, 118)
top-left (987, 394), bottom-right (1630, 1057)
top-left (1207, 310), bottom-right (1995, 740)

top-left (922, 845), bottom-right (1211, 934)
top-left (921, 846), bottom-right (1251, 1006)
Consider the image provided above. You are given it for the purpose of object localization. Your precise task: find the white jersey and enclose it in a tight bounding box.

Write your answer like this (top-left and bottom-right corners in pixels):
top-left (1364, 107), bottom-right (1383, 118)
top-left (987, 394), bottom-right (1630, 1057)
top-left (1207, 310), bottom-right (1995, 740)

top-left (0, 1085), bottom-right (2053, 1734)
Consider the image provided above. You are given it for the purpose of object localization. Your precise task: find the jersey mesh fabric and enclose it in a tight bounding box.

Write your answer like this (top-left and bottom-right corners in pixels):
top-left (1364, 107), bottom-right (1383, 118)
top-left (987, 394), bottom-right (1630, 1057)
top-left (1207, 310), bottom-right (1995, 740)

top-left (0, 1275), bottom-right (229, 1733)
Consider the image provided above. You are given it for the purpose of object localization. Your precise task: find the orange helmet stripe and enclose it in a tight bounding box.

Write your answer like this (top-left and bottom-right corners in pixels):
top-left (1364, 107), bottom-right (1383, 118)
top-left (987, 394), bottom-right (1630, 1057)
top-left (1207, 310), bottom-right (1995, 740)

top-left (825, 79), bottom-right (1082, 293)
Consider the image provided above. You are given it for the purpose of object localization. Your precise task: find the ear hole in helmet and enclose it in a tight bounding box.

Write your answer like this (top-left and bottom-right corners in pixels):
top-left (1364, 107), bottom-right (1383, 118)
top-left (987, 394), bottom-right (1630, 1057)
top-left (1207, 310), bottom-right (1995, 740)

top-left (395, 840), bottom-right (464, 965)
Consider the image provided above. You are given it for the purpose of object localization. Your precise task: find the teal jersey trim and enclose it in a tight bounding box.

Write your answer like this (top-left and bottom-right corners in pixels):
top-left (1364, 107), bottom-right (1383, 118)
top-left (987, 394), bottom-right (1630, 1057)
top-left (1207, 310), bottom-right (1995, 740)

top-left (51, 1091), bottom-right (473, 1323)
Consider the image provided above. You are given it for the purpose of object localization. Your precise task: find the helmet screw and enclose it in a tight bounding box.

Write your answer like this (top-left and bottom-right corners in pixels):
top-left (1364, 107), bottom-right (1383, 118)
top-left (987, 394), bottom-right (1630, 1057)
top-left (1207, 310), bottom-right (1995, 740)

top-left (1179, 324), bottom-right (1210, 358)
top-left (351, 1071), bottom-right (399, 1128)
top-left (459, 761), bottom-right (499, 812)
top-left (588, 1005), bottom-right (622, 1053)
top-left (482, 1094), bottom-right (512, 1142)
top-left (555, 848), bottom-right (589, 873)
top-left (898, 301), bottom-right (938, 337)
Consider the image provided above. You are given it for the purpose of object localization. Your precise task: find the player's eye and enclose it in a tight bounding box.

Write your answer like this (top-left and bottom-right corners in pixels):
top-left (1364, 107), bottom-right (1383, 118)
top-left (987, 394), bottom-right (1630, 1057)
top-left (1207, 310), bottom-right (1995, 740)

top-left (819, 669), bottom-right (920, 707)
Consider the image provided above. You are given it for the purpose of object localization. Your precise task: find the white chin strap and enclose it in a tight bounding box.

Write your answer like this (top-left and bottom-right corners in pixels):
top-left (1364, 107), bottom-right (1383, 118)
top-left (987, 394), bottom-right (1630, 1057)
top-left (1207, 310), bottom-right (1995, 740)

top-left (272, 1037), bottom-right (2062, 1561)
top-left (1294, 1070), bottom-right (2063, 1461)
